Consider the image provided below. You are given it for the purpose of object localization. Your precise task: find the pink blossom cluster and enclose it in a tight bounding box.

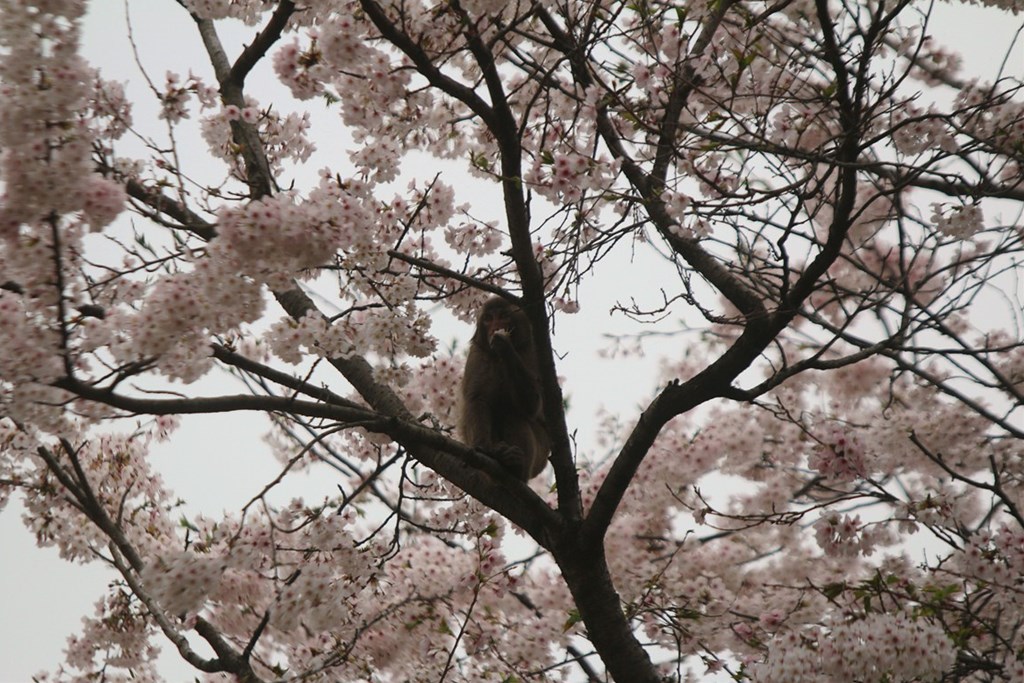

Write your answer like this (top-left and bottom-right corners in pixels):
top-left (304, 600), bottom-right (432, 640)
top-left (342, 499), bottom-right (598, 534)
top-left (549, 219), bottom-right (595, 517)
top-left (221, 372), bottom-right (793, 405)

top-left (660, 189), bottom-right (693, 228)
top-left (656, 23), bottom-right (687, 63)
top-left (627, 22), bottom-right (691, 99)
top-left (267, 304), bottom-right (435, 366)
top-left (213, 175), bottom-right (438, 292)
top-left (349, 136), bottom-right (402, 183)
top-left (18, 429), bottom-right (179, 568)
top-left (769, 104), bottom-right (837, 150)
top-left (141, 505), bottom-right (377, 678)
top-left (814, 512), bottom-right (875, 558)
top-left (409, 178), bottom-right (462, 229)
top-left (588, 333), bottom-right (1010, 674)
top-left (215, 191), bottom-right (366, 287)
top-left (40, 492), bottom-right (434, 681)
top-left (929, 202), bottom-right (985, 238)
top-left (956, 81), bottom-right (1024, 154)
top-left (527, 151), bottom-right (620, 206)
top-left (957, 526), bottom-right (1024, 607)
top-left (810, 426), bottom-right (866, 482)
top-left (74, 259), bottom-right (264, 382)
top-left (823, 357), bottom-right (893, 405)
top-left (143, 551), bottom-right (230, 616)
top-left (856, 379), bottom-right (993, 478)
top-left (273, 39), bottom-right (329, 101)
top-left (752, 613), bottom-right (955, 682)
top-left (274, 18), bottom-right (412, 149)
top-left (199, 101), bottom-right (314, 178)
top-left (88, 77), bottom-right (133, 139)
top-left (80, 174), bottom-right (127, 230)
top-left (395, 355), bottom-right (462, 423)
top-left (0, 130), bottom-right (88, 233)
top-left (822, 613), bottom-right (955, 680)
top-left (158, 71), bottom-right (218, 123)
top-left (973, 0), bottom-right (1024, 11)
top-left (179, 176), bottom-right (451, 368)
top-left (336, 67), bottom-right (420, 156)
top-left (62, 592), bottom-right (159, 678)
top-left (318, 15), bottom-right (363, 67)
top-left (179, 0), bottom-right (273, 24)
top-left (211, 102), bottom-right (317, 177)
top-left (272, 561), bottom-right (365, 633)
top-left (444, 221), bottom-right (504, 256)
top-left (632, 62), bottom-right (668, 98)
top-left (0, 291), bottom-right (64, 386)
top-left (889, 103), bottom-right (957, 155)
top-left (0, 1), bottom-right (127, 236)
top-left (992, 339), bottom-right (1024, 399)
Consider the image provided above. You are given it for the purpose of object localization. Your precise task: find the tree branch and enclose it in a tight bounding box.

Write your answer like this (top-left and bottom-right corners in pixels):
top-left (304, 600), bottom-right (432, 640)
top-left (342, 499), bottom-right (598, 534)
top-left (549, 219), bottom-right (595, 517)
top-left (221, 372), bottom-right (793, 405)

top-left (55, 372), bottom-right (562, 544)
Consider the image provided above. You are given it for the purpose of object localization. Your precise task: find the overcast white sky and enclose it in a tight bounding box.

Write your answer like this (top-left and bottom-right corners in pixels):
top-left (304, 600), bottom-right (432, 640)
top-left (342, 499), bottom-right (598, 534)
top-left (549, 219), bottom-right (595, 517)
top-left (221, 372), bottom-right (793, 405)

top-left (1, 2), bottom-right (1022, 681)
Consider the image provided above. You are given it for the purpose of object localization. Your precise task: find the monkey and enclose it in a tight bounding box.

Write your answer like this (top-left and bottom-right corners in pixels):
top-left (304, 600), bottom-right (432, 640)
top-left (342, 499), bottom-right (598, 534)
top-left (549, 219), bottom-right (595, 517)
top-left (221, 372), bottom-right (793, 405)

top-left (458, 296), bottom-right (550, 481)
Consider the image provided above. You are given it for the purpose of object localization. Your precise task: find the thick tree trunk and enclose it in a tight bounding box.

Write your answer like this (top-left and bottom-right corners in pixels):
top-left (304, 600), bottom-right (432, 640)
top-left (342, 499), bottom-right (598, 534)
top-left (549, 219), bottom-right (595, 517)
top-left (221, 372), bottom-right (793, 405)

top-left (555, 539), bottom-right (661, 683)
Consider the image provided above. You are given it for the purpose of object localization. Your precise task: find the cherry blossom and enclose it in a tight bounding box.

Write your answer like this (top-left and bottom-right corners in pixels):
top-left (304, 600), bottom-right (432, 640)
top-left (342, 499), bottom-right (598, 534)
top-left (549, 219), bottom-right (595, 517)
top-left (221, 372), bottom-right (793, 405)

top-left (3, 0), bottom-right (1024, 681)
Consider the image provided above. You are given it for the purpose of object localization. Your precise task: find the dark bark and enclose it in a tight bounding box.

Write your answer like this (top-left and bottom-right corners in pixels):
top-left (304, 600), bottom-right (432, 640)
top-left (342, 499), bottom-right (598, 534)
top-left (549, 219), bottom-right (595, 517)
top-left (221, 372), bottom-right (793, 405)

top-left (554, 533), bottom-right (662, 683)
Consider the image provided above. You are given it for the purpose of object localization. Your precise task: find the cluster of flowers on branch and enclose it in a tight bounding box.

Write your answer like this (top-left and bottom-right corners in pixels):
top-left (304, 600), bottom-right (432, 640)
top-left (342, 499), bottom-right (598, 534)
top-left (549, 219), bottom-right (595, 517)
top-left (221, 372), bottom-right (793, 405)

top-left (2, 0), bottom-right (1024, 681)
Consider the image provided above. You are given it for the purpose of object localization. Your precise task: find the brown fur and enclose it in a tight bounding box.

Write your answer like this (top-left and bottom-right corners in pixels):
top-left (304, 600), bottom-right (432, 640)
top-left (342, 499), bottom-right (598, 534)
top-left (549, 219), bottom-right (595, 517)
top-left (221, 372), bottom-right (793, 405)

top-left (458, 296), bottom-right (550, 480)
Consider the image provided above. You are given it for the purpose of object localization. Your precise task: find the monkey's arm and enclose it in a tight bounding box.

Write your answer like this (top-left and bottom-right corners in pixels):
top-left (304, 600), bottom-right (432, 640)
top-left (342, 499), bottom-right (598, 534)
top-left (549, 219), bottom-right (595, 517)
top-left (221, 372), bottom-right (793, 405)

top-left (459, 346), bottom-right (498, 448)
top-left (490, 331), bottom-right (542, 417)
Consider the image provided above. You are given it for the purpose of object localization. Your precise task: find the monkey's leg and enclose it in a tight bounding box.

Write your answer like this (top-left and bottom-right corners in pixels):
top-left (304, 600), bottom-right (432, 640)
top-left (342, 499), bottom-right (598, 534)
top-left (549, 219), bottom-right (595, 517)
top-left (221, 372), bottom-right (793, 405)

top-left (489, 443), bottom-right (531, 481)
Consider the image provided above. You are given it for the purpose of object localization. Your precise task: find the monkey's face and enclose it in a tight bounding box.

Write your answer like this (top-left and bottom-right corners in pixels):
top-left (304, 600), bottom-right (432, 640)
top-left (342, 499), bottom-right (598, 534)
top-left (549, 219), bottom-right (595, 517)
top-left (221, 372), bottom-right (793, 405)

top-left (483, 306), bottom-right (514, 342)
top-left (476, 300), bottom-right (530, 350)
